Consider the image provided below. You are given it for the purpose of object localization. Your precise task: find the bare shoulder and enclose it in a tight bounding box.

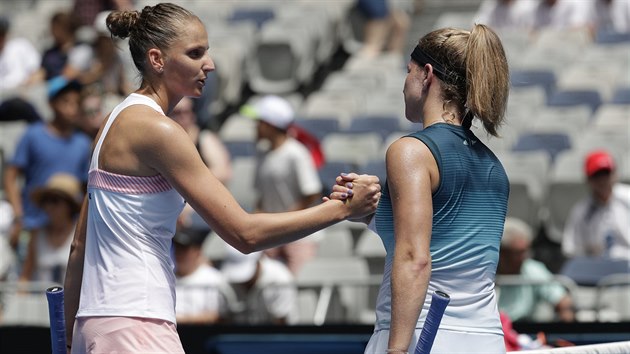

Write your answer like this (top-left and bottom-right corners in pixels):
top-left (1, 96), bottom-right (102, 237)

top-left (119, 105), bottom-right (189, 150)
top-left (386, 136), bottom-right (433, 164)
top-left (104, 104), bottom-right (197, 176)
top-left (386, 136), bottom-right (438, 190)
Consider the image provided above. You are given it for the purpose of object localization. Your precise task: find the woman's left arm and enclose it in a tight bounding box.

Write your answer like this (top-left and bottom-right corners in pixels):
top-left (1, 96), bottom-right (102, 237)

top-left (387, 137), bottom-right (437, 351)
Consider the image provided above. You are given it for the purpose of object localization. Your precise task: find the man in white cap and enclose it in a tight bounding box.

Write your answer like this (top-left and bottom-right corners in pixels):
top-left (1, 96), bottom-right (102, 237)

top-left (242, 95), bottom-right (323, 275)
top-left (221, 243), bottom-right (297, 325)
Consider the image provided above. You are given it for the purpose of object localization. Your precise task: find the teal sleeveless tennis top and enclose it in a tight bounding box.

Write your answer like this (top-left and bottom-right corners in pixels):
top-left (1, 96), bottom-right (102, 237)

top-left (372, 123), bottom-right (509, 334)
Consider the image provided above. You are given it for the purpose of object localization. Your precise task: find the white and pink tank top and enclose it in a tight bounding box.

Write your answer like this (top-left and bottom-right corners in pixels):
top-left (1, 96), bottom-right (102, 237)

top-left (77, 94), bottom-right (185, 324)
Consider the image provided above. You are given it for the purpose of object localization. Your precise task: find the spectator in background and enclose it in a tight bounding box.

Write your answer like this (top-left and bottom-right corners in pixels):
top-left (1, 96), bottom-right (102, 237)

top-left (0, 16), bottom-right (41, 91)
top-left (36, 11), bottom-right (84, 82)
top-left (221, 244), bottom-right (297, 325)
top-left (169, 96), bottom-right (232, 229)
top-left (2, 77), bottom-right (90, 252)
top-left (497, 217), bottom-right (575, 323)
top-left (562, 150), bottom-right (630, 260)
top-left (594, 0), bottom-right (630, 34)
top-left (518, 0), bottom-right (596, 33)
top-left (0, 200), bottom-right (16, 281)
top-left (243, 96), bottom-right (322, 275)
top-left (73, 0), bottom-right (134, 27)
top-left (78, 84), bottom-right (107, 139)
top-left (174, 228), bottom-right (233, 324)
top-left (0, 97), bottom-right (42, 123)
top-left (170, 97), bottom-right (232, 185)
top-left (19, 174), bottom-right (81, 284)
top-left (356, 0), bottom-right (411, 58)
top-left (67, 11), bottom-right (132, 97)
top-left (474, 0), bottom-right (530, 31)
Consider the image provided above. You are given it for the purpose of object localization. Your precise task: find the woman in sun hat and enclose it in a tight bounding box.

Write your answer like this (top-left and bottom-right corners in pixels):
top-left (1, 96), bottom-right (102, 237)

top-left (21, 173), bottom-right (82, 283)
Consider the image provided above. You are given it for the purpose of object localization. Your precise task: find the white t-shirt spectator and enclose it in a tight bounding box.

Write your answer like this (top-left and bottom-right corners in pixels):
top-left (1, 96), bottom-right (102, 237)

top-left (176, 263), bottom-right (233, 319)
top-left (231, 257), bottom-right (298, 325)
top-left (0, 38), bottom-right (40, 90)
top-left (563, 183), bottom-right (630, 260)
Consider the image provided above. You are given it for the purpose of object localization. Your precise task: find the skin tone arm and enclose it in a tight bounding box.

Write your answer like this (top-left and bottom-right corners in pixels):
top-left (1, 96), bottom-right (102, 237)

top-left (387, 137), bottom-right (438, 351)
top-left (19, 229), bottom-right (38, 281)
top-left (3, 166), bottom-right (24, 249)
top-left (140, 111), bottom-right (380, 253)
top-left (63, 106), bottom-right (379, 346)
top-left (64, 195), bottom-right (88, 350)
top-left (555, 295), bottom-right (575, 322)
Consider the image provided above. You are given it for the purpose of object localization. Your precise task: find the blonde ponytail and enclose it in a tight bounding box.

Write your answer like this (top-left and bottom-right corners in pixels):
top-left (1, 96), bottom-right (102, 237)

top-left (465, 24), bottom-right (509, 137)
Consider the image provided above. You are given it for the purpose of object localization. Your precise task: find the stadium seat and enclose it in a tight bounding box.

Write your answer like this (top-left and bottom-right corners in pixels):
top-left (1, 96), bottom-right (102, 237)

top-left (247, 17), bottom-right (321, 94)
top-left (595, 30), bottom-right (630, 44)
top-left (276, 4), bottom-right (340, 65)
top-left (202, 232), bottom-right (228, 265)
top-left (498, 151), bottom-right (551, 230)
top-left (299, 92), bottom-right (365, 128)
top-left (322, 132), bottom-right (383, 167)
top-left (543, 151), bottom-right (591, 243)
top-left (296, 257), bottom-right (372, 324)
top-left (0, 120), bottom-right (28, 160)
top-left (511, 130), bottom-right (572, 163)
top-left (219, 114), bottom-right (257, 141)
top-left (224, 140), bottom-right (257, 158)
top-left (1, 291), bottom-right (50, 326)
top-left (321, 71), bottom-right (383, 95)
top-left (560, 257), bottom-right (630, 287)
top-left (355, 229), bottom-right (386, 277)
top-left (228, 8), bottom-right (275, 29)
top-left (357, 159), bottom-right (387, 190)
top-left (226, 157), bottom-right (257, 212)
top-left (531, 106), bottom-right (592, 136)
top-left (295, 118), bottom-right (340, 141)
top-left (345, 116), bottom-right (401, 141)
top-left (611, 86), bottom-right (630, 104)
top-left (547, 89), bottom-right (602, 115)
top-left (593, 104), bottom-right (630, 129)
top-left (596, 274), bottom-right (630, 321)
top-left (316, 227), bottom-right (354, 258)
top-left (510, 69), bottom-right (556, 96)
top-left (318, 161), bottom-right (354, 196)
top-left (574, 129), bottom-right (629, 161)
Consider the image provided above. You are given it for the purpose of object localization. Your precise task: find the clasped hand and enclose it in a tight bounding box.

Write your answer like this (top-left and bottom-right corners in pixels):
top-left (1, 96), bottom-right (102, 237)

top-left (323, 173), bottom-right (381, 222)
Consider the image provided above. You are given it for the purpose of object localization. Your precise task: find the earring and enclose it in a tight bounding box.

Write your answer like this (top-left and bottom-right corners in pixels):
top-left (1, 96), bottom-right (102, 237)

top-left (157, 67), bottom-right (163, 73)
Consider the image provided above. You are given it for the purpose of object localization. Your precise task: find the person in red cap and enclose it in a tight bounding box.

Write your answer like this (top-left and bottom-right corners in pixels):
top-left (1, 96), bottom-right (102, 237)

top-left (562, 150), bottom-right (630, 260)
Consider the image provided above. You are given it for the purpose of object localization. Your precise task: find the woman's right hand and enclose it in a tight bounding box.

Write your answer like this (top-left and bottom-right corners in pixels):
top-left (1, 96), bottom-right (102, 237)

top-left (331, 173), bottom-right (381, 220)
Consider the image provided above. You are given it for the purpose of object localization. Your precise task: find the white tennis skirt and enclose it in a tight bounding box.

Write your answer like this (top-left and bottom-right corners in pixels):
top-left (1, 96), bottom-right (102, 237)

top-left (364, 328), bottom-right (506, 354)
top-left (71, 316), bottom-right (185, 354)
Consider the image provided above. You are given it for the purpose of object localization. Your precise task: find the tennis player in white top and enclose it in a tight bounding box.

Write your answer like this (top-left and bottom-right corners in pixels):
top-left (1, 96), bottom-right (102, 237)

top-left (63, 3), bottom-right (380, 353)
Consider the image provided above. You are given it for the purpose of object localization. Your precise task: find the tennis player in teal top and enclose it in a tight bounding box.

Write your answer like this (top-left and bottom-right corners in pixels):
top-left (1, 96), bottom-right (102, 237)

top-left (332, 24), bottom-right (511, 353)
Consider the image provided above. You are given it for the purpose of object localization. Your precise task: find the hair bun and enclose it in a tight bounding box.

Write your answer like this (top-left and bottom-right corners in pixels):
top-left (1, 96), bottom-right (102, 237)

top-left (106, 10), bottom-right (140, 39)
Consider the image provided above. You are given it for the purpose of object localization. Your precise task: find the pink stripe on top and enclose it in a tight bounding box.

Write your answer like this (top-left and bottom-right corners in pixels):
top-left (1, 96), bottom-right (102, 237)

top-left (88, 169), bottom-right (173, 194)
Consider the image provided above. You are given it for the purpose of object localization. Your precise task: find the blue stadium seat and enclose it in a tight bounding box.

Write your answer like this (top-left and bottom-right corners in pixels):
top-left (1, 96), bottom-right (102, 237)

top-left (611, 86), bottom-right (630, 104)
top-left (224, 140), bottom-right (257, 158)
top-left (319, 161), bottom-right (354, 196)
top-left (547, 89), bottom-right (602, 114)
top-left (595, 30), bottom-right (630, 44)
top-left (345, 116), bottom-right (401, 141)
top-left (357, 159), bottom-right (386, 189)
top-left (510, 69), bottom-right (556, 96)
top-left (295, 118), bottom-right (340, 141)
top-left (560, 257), bottom-right (630, 287)
top-left (228, 8), bottom-right (275, 29)
top-left (512, 131), bottom-right (572, 163)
